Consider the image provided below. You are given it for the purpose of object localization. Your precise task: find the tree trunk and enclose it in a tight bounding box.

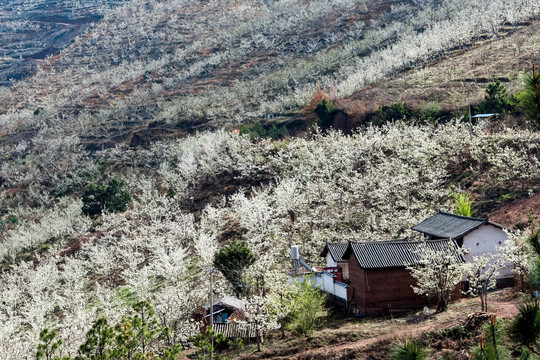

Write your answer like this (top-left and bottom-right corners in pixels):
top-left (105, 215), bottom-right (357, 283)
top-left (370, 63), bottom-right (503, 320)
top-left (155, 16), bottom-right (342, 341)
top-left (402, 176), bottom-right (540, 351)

top-left (480, 291), bottom-right (485, 312)
top-left (256, 322), bottom-right (261, 352)
top-left (437, 291), bottom-right (448, 312)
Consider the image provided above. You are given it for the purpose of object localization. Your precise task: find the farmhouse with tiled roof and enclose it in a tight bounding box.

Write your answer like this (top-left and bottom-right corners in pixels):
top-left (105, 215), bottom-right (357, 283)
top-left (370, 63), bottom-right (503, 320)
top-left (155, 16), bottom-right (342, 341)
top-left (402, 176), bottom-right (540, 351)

top-left (412, 211), bottom-right (513, 287)
top-left (343, 239), bottom-right (462, 316)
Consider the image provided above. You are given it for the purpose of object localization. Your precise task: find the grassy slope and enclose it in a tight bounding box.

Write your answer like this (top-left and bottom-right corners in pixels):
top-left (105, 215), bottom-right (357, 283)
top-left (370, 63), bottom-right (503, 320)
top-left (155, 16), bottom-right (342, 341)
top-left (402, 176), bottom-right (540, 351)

top-left (226, 289), bottom-right (524, 360)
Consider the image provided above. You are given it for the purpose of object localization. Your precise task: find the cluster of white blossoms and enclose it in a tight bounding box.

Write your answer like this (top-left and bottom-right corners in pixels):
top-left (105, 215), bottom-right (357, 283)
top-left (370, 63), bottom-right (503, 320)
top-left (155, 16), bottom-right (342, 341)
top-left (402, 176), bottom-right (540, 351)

top-left (0, 121), bottom-right (539, 357)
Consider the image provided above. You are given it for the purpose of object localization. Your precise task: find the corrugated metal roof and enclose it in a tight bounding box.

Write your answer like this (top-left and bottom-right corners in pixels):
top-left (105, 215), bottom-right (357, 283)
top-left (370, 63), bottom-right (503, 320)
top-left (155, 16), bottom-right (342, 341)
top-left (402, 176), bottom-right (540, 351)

top-left (472, 113), bottom-right (500, 118)
top-left (320, 242), bottom-right (349, 262)
top-left (204, 295), bottom-right (245, 311)
top-left (411, 211), bottom-right (486, 239)
top-left (345, 239), bottom-right (460, 269)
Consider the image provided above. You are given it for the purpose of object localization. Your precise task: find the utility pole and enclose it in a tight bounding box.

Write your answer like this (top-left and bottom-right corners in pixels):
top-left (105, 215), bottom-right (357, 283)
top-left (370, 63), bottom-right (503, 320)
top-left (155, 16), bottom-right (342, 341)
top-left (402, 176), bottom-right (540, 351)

top-left (469, 104), bottom-right (473, 141)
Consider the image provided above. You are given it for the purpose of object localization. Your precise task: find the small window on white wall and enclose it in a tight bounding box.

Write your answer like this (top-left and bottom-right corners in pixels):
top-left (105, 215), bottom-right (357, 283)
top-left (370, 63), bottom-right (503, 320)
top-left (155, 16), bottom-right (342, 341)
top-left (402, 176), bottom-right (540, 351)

top-left (476, 242), bottom-right (479, 246)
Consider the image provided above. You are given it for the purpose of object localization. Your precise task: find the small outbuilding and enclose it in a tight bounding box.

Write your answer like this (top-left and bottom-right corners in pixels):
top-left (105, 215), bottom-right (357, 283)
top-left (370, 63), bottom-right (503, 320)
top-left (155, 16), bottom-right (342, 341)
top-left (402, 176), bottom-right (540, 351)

top-left (472, 113), bottom-right (500, 129)
top-left (320, 242), bottom-right (350, 282)
top-left (203, 295), bottom-right (245, 324)
top-left (344, 239), bottom-right (461, 316)
top-left (197, 295), bottom-right (258, 339)
top-left (412, 211), bottom-right (513, 287)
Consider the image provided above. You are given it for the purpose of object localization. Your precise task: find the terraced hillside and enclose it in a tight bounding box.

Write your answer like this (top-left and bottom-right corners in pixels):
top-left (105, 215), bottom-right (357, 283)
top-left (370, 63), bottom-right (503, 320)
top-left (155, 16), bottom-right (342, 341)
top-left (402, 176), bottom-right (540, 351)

top-left (0, 0), bottom-right (126, 86)
top-left (1, 0), bottom-right (539, 151)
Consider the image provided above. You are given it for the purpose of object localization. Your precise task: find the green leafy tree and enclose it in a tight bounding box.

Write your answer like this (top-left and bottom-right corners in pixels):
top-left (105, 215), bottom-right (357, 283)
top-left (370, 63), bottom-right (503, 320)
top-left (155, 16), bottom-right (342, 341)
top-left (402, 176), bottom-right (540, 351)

top-left (476, 81), bottom-right (512, 114)
top-left (386, 102), bottom-right (408, 121)
top-left (76, 317), bottom-right (114, 360)
top-left (526, 226), bottom-right (540, 289)
top-left (82, 179), bottom-right (131, 216)
top-left (514, 66), bottom-right (540, 129)
top-left (314, 99), bottom-right (335, 128)
top-left (36, 329), bottom-right (66, 360)
top-left (415, 101), bottom-right (440, 124)
top-left (509, 302), bottom-right (540, 356)
top-left (390, 340), bottom-right (428, 360)
top-left (189, 326), bottom-right (227, 360)
top-left (250, 122), bottom-right (267, 139)
top-left (454, 193), bottom-right (472, 217)
top-left (267, 124), bottom-right (289, 140)
top-left (42, 301), bottom-right (182, 360)
top-left (287, 279), bottom-right (328, 338)
top-left (471, 315), bottom-right (510, 360)
top-left (227, 337), bottom-right (244, 356)
top-left (110, 300), bottom-right (165, 359)
top-left (213, 240), bottom-right (256, 297)
top-left (371, 102), bottom-right (409, 126)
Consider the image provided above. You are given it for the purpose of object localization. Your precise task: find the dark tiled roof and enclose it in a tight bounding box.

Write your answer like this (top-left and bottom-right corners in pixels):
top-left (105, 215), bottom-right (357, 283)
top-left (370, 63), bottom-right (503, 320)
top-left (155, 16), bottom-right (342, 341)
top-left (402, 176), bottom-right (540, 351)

top-left (344, 239), bottom-right (461, 269)
top-left (411, 211), bottom-right (487, 239)
top-left (320, 242), bottom-right (349, 262)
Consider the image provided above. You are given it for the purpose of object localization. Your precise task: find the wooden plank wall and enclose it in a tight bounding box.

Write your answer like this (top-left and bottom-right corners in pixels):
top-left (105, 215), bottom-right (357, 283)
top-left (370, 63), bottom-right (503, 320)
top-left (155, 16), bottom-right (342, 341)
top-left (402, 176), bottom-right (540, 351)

top-left (362, 267), bottom-right (427, 314)
top-left (212, 322), bottom-right (257, 338)
top-left (347, 256), bottom-right (461, 315)
top-left (347, 256), bottom-right (366, 312)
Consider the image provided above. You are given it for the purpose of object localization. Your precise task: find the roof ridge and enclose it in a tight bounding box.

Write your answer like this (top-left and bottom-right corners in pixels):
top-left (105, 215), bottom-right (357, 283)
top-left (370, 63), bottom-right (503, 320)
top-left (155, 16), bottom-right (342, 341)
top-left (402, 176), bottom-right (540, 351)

top-left (405, 238), bottom-right (453, 244)
top-left (351, 238), bottom-right (452, 246)
top-left (349, 239), bottom-right (404, 245)
top-left (438, 210), bottom-right (486, 222)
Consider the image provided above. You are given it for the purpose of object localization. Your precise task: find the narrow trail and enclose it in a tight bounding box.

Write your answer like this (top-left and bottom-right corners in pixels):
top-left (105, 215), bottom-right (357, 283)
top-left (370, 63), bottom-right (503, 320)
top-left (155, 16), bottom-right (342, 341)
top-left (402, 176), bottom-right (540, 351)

top-left (295, 319), bottom-right (461, 359)
top-left (288, 298), bottom-right (519, 359)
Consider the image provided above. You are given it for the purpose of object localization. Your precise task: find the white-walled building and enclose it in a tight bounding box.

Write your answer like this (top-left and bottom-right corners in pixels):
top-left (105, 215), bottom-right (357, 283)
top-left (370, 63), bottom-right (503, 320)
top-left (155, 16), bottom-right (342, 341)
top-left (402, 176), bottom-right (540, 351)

top-left (412, 211), bottom-right (513, 287)
top-left (320, 242), bottom-right (350, 281)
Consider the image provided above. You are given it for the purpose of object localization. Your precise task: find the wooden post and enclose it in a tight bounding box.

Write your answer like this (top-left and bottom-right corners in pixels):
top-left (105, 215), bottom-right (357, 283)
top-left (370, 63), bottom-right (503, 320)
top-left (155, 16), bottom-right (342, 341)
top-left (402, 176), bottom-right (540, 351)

top-left (469, 105), bottom-right (473, 141)
top-left (534, 64), bottom-right (538, 98)
top-left (256, 320), bottom-right (261, 352)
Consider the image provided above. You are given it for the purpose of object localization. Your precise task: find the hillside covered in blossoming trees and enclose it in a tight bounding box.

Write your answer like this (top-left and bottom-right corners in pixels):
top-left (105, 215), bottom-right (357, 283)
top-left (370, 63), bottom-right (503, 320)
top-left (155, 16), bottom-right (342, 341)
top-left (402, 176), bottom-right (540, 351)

top-left (0, 0), bottom-right (540, 358)
top-left (1, 124), bottom-right (539, 358)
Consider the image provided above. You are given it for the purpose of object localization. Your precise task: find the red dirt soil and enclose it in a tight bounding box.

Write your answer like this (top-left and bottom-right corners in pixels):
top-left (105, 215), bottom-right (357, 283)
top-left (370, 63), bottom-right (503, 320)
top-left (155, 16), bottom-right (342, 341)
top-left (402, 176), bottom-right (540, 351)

top-left (489, 192), bottom-right (540, 229)
top-left (295, 299), bottom-right (518, 360)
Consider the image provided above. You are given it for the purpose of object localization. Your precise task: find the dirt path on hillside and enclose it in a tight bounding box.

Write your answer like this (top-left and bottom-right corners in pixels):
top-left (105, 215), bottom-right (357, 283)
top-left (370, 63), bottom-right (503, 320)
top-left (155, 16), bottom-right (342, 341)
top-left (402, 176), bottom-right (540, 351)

top-left (488, 299), bottom-right (519, 319)
top-left (289, 299), bottom-right (519, 360)
top-left (296, 319), bottom-right (460, 359)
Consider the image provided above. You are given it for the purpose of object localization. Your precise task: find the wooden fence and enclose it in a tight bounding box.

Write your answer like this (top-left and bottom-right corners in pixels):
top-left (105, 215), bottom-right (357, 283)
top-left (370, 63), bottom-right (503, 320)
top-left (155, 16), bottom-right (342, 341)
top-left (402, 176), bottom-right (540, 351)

top-left (212, 322), bottom-right (258, 338)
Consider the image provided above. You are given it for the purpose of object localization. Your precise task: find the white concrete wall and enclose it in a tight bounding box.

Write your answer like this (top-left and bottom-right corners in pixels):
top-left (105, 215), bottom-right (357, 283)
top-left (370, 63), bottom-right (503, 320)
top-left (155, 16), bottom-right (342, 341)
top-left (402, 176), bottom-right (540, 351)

top-left (463, 224), bottom-right (513, 278)
top-left (326, 253), bottom-right (337, 267)
top-left (334, 282), bottom-right (348, 300)
top-left (313, 272), bottom-right (348, 301)
top-left (322, 271), bottom-right (334, 293)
